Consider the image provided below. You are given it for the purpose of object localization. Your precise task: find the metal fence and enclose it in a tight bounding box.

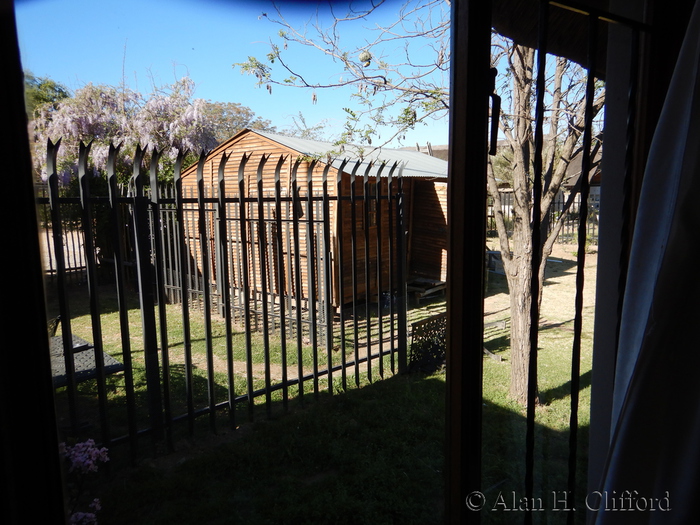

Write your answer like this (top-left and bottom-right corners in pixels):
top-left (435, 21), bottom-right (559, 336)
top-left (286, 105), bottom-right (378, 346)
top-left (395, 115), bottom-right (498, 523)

top-left (37, 141), bottom-right (408, 459)
top-left (37, 185), bottom-right (90, 285)
top-left (487, 189), bottom-right (601, 244)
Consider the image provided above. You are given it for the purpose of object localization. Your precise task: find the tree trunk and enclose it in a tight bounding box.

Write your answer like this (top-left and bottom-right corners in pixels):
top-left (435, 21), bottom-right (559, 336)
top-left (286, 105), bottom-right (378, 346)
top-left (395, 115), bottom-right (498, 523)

top-left (507, 260), bottom-right (534, 405)
top-left (502, 220), bottom-right (538, 405)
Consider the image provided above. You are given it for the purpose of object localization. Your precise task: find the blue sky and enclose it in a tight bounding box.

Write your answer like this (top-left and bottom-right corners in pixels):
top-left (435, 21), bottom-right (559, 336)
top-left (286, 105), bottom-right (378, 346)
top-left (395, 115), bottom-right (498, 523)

top-left (14, 0), bottom-right (450, 148)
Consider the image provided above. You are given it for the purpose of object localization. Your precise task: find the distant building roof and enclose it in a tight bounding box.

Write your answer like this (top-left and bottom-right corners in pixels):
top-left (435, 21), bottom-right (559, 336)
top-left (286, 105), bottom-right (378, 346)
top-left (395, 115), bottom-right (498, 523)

top-left (255, 130), bottom-right (448, 180)
top-left (399, 143), bottom-right (449, 161)
top-left (562, 148), bottom-right (603, 188)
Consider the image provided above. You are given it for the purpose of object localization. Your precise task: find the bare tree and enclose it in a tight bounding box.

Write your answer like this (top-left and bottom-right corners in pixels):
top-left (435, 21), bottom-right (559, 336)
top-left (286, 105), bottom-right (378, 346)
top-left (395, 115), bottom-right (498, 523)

top-left (236, 0), bottom-right (603, 404)
top-left (489, 37), bottom-right (604, 403)
top-left (235, 0), bottom-right (450, 147)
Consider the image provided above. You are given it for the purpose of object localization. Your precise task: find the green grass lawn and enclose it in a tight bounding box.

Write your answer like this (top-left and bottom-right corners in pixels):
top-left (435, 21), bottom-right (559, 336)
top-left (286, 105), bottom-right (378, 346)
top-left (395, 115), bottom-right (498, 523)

top-left (53, 264), bottom-right (594, 525)
top-left (95, 371), bottom-right (447, 525)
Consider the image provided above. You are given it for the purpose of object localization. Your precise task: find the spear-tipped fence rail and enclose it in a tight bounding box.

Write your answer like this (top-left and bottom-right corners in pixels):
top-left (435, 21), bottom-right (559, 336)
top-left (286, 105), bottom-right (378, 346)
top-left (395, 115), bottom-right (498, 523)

top-left (36, 141), bottom-right (410, 458)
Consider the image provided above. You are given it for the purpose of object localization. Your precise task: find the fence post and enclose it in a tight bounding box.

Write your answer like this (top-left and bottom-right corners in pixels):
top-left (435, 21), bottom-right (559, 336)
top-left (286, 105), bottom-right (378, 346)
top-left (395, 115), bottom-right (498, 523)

top-left (375, 162), bottom-right (386, 379)
top-left (291, 159), bottom-right (305, 400)
top-left (321, 163), bottom-right (335, 393)
top-left (274, 155), bottom-right (290, 407)
top-left (362, 162), bottom-right (373, 382)
top-left (148, 150), bottom-right (174, 449)
top-left (130, 146), bottom-right (164, 442)
top-left (350, 160), bottom-right (361, 385)
top-left (106, 143), bottom-right (139, 459)
top-left (77, 141), bottom-right (111, 446)
top-left (305, 160), bottom-right (320, 397)
top-left (174, 152), bottom-right (196, 435)
top-left (256, 154), bottom-right (274, 414)
top-left (216, 152), bottom-right (237, 428)
top-left (396, 166), bottom-right (408, 374)
top-left (237, 153), bottom-right (255, 420)
top-left (196, 154), bottom-right (217, 433)
top-left (387, 162), bottom-right (397, 374)
top-left (215, 194), bottom-right (225, 319)
top-left (335, 160), bottom-right (349, 391)
top-left (46, 139), bottom-right (79, 431)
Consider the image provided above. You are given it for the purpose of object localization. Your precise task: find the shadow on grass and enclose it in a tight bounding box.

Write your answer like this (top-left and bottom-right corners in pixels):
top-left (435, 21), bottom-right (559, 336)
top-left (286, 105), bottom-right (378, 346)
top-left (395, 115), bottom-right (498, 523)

top-left (57, 360), bottom-right (592, 525)
top-left (93, 371), bottom-right (447, 525)
top-left (53, 361), bottom-right (237, 449)
top-left (539, 370), bottom-right (592, 405)
top-left (45, 279), bottom-right (142, 320)
top-left (484, 255), bottom-right (580, 299)
top-left (481, 398), bottom-right (591, 525)
top-left (542, 256), bottom-right (579, 285)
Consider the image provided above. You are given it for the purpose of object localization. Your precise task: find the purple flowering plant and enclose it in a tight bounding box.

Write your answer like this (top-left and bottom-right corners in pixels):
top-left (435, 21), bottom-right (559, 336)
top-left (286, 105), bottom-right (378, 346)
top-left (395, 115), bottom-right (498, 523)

top-left (32, 77), bottom-right (218, 184)
top-left (60, 439), bottom-right (109, 524)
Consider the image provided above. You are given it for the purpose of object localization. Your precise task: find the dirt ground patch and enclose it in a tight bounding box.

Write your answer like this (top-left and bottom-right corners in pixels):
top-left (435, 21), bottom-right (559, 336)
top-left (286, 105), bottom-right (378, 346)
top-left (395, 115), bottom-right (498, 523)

top-left (485, 242), bottom-right (598, 327)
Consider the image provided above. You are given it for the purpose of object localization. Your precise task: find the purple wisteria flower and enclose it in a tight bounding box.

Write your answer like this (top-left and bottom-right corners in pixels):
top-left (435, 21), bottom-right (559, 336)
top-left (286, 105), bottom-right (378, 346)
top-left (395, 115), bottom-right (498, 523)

top-left (60, 441), bottom-right (109, 524)
top-left (69, 511), bottom-right (98, 525)
top-left (60, 439), bottom-right (109, 474)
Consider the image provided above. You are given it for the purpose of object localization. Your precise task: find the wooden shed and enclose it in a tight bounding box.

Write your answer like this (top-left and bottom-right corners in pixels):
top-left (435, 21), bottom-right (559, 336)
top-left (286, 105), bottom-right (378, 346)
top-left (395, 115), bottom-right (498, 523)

top-left (179, 129), bottom-right (448, 310)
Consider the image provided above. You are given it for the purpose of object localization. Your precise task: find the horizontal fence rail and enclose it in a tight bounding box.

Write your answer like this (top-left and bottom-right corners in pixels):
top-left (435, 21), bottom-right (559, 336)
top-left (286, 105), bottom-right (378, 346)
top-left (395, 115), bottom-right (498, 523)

top-left (37, 140), bottom-right (410, 459)
top-left (487, 189), bottom-right (601, 244)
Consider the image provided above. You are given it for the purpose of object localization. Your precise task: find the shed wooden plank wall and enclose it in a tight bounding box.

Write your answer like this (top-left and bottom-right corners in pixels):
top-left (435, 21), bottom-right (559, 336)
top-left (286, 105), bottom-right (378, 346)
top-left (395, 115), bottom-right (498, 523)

top-left (180, 133), bottom-right (341, 308)
top-left (407, 179), bottom-right (448, 281)
top-left (335, 175), bottom-right (409, 306)
top-left (181, 133), bottom-right (325, 197)
top-left (178, 130), bottom-right (446, 312)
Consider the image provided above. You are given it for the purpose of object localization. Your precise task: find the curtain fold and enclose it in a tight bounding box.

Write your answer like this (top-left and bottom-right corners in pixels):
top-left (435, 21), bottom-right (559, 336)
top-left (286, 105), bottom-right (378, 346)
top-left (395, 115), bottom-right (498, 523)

top-left (593, 2), bottom-right (700, 523)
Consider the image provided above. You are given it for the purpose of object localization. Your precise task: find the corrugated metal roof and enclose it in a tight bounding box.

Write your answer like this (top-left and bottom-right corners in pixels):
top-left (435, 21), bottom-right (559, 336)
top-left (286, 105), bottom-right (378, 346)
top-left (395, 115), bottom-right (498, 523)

top-left (256, 130), bottom-right (448, 179)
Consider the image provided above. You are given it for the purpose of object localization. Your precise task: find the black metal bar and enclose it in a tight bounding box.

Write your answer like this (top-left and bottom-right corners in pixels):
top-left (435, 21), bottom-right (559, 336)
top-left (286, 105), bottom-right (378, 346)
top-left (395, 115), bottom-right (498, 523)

top-left (567, 15), bottom-right (598, 524)
top-left (237, 153), bottom-right (255, 420)
top-left (291, 160), bottom-right (305, 401)
top-left (77, 141), bottom-right (111, 447)
top-left (233, 192), bottom-right (245, 328)
top-left (336, 160), bottom-right (349, 390)
top-left (350, 161), bottom-right (361, 386)
top-left (148, 148), bottom-right (174, 449)
top-left (266, 198), bottom-right (276, 334)
top-left (215, 191), bottom-right (224, 319)
top-left (274, 155), bottom-right (290, 408)
top-left (362, 163), bottom-right (372, 382)
top-left (387, 163), bottom-right (396, 373)
top-left (306, 161), bottom-right (320, 397)
top-left (196, 155), bottom-right (217, 433)
top-left (106, 143), bottom-right (139, 460)
top-left (284, 198), bottom-right (294, 342)
top-left (375, 163), bottom-right (385, 379)
top-left (174, 153), bottom-right (195, 435)
top-left (216, 152), bottom-right (236, 428)
top-left (249, 195), bottom-right (260, 332)
top-left (164, 184), bottom-right (181, 304)
top-left (322, 163), bottom-right (335, 393)
top-left (130, 145), bottom-right (164, 444)
top-left (395, 168), bottom-right (408, 375)
top-left (46, 139), bottom-right (79, 431)
top-left (256, 154), bottom-right (274, 416)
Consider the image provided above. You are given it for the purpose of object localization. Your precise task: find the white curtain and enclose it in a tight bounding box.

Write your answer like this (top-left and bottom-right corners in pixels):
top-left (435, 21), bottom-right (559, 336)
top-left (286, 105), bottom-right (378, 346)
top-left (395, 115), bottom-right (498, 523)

top-left (593, 2), bottom-right (700, 523)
